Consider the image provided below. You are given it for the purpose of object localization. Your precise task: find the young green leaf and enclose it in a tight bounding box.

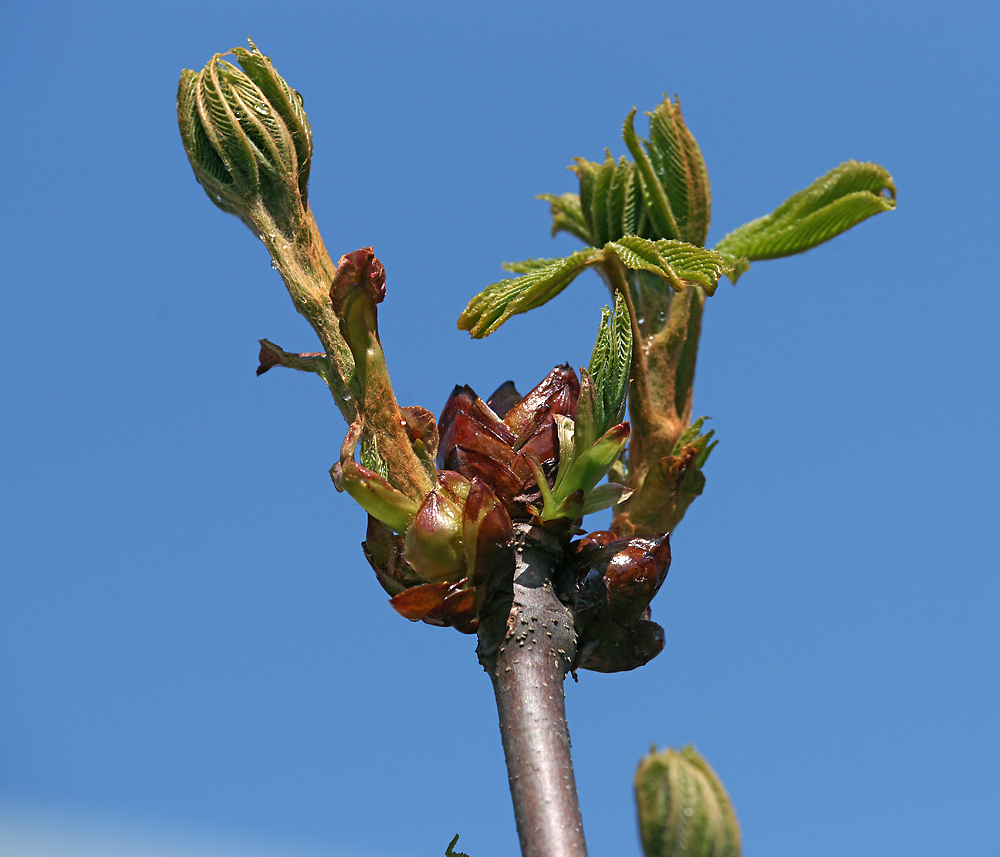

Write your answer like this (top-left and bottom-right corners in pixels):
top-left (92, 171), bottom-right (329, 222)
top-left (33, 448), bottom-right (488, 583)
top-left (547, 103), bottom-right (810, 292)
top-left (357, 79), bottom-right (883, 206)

top-left (607, 236), bottom-right (729, 295)
top-left (548, 420), bottom-right (630, 515)
top-left (445, 834), bottom-right (470, 857)
top-left (572, 157), bottom-right (600, 244)
top-left (537, 192), bottom-right (593, 244)
top-left (589, 152), bottom-right (617, 247)
top-left (606, 156), bottom-right (636, 242)
top-left (232, 39), bottom-right (312, 202)
top-left (714, 160), bottom-right (896, 260)
top-left (331, 424), bottom-right (420, 534)
top-left (541, 95), bottom-right (710, 249)
top-left (177, 41), bottom-right (313, 235)
top-left (673, 416), bottom-right (717, 468)
top-left (501, 257), bottom-right (562, 274)
top-left (622, 108), bottom-right (681, 241)
top-left (531, 416), bottom-right (631, 522)
top-left (461, 239), bottom-right (729, 340)
top-left (580, 481), bottom-right (633, 516)
top-left (611, 415), bottom-right (717, 536)
top-left (457, 248), bottom-right (604, 338)
top-left (635, 745), bottom-right (741, 857)
top-left (360, 434), bottom-right (391, 480)
top-left (575, 291), bottom-right (631, 454)
top-left (622, 161), bottom-right (645, 237)
top-left (645, 95), bottom-right (712, 246)
top-left (566, 154), bottom-right (644, 246)
top-left (589, 291), bottom-right (632, 436)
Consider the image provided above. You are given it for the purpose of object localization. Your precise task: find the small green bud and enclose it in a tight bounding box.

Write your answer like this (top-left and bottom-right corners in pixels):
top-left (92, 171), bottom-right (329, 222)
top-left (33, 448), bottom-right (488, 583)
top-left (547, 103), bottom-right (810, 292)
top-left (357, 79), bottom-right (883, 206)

top-left (403, 472), bottom-right (472, 583)
top-left (635, 745), bottom-right (740, 857)
top-left (177, 39), bottom-right (312, 235)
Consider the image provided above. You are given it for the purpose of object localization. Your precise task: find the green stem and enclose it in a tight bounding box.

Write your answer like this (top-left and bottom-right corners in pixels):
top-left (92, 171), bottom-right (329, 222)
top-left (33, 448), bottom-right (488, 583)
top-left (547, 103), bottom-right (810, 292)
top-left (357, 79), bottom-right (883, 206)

top-left (601, 257), bottom-right (706, 483)
top-left (258, 205), bottom-right (359, 422)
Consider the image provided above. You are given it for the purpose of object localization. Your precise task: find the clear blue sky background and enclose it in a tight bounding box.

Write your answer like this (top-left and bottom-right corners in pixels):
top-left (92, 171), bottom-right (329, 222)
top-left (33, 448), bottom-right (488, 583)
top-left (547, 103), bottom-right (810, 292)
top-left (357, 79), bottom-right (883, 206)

top-left (2, 2), bottom-right (998, 856)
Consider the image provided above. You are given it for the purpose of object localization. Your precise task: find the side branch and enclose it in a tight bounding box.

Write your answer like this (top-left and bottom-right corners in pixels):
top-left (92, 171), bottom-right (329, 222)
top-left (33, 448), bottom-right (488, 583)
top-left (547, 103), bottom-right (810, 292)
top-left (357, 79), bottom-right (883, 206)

top-left (477, 524), bottom-right (588, 857)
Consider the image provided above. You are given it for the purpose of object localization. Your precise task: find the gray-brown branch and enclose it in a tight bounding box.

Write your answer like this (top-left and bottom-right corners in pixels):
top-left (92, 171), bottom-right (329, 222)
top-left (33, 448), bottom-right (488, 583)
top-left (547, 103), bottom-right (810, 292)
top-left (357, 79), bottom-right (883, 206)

top-left (477, 524), bottom-right (588, 857)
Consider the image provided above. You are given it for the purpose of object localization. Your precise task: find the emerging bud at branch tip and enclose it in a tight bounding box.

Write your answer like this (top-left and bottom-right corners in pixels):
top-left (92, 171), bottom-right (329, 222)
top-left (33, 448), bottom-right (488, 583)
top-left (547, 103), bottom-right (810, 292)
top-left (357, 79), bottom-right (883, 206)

top-left (177, 38), bottom-right (312, 236)
top-left (635, 745), bottom-right (740, 857)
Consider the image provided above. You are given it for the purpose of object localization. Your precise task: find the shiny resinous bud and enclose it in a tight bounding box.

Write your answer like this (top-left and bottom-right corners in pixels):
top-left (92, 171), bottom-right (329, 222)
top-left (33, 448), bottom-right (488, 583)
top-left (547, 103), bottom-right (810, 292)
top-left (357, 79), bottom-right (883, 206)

top-left (360, 474), bottom-right (515, 636)
top-left (177, 38), bottom-right (312, 236)
top-left (436, 366), bottom-right (580, 520)
top-left (557, 529), bottom-right (670, 672)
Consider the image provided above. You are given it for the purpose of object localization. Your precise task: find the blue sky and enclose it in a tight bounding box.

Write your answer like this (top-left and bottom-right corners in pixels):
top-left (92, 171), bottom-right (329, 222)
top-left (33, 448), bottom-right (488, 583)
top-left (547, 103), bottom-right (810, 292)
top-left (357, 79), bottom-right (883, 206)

top-left (2, 2), bottom-right (998, 856)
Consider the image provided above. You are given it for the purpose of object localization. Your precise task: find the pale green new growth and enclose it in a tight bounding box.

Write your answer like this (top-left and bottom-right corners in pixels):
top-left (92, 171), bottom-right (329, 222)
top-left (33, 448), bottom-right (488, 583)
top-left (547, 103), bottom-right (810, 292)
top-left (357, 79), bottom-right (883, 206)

top-left (673, 417), bottom-right (717, 467)
top-left (360, 434), bottom-right (390, 481)
top-left (530, 296), bottom-right (634, 522)
top-left (646, 97), bottom-right (711, 246)
top-left (178, 46), bottom-right (897, 855)
top-left (502, 257), bottom-right (564, 275)
top-left (458, 241), bottom-right (729, 338)
top-left (606, 237), bottom-right (730, 293)
top-left (714, 160), bottom-right (896, 260)
top-left (458, 95), bottom-right (739, 339)
top-left (538, 192), bottom-right (591, 244)
top-left (580, 290), bottom-right (632, 447)
top-left (622, 108), bottom-right (682, 242)
top-left (587, 293), bottom-right (632, 413)
top-left (635, 745), bottom-right (740, 857)
top-left (231, 41), bottom-right (312, 201)
top-left (553, 95), bottom-right (711, 249)
top-left (459, 249), bottom-right (603, 337)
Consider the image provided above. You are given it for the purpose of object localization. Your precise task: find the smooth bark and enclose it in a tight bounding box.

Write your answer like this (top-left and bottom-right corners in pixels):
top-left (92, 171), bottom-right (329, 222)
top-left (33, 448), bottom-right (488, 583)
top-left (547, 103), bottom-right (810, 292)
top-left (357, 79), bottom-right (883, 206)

top-left (477, 524), bottom-right (588, 857)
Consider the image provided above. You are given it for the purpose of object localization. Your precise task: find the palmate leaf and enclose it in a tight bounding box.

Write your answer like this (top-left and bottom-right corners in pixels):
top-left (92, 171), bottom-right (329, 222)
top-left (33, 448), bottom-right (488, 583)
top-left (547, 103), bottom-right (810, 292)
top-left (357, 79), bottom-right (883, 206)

top-left (457, 248), bottom-right (604, 338)
top-left (541, 95), bottom-right (713, 251)
top-left (714, 160), bottom-right (896, 260)
top-left (459, 239), bottom-right (732, 339)
top-left (607, 236), bottom-right (732, 296)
